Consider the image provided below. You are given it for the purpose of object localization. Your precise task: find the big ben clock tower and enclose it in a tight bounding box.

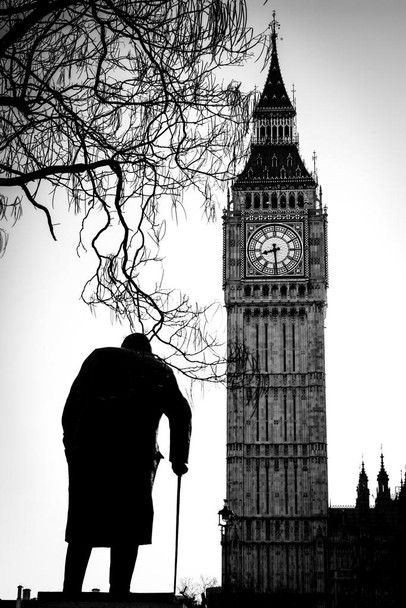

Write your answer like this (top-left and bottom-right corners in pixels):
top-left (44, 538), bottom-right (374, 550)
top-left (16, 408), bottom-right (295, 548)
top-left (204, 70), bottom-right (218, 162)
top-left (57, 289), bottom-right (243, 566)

top-left (222, 13), bottom-right (328, 606)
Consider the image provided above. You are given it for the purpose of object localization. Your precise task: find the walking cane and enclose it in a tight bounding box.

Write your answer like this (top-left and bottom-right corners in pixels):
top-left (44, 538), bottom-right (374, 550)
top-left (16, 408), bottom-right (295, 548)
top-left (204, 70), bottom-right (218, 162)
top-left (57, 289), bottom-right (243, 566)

top-left (173, 474), bottom-right (182, 596)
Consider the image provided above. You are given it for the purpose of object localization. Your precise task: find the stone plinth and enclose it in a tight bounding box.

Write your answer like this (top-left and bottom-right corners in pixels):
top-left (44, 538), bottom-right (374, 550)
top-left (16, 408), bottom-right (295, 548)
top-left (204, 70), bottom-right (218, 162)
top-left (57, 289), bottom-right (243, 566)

top-left (33, 592), bottom-right (181, 608)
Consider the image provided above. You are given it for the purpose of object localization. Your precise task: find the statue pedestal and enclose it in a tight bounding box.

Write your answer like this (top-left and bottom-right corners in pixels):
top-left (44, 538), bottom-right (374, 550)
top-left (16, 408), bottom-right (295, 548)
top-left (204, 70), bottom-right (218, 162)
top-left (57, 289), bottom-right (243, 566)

top-left (34, 592), bottom-right (182, 608)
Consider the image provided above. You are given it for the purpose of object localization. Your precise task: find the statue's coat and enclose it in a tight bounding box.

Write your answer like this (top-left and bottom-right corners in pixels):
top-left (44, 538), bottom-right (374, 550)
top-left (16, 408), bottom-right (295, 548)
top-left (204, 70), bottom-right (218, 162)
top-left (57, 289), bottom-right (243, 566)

top-left (62, 347), bottom-right (191, 547)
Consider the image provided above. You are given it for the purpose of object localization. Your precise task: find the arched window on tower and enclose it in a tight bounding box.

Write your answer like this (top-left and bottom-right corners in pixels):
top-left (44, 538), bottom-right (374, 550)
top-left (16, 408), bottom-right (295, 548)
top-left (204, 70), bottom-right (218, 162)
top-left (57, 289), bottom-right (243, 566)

top-left (281, 285), bottom-right (287, 298)
top-left (271, 193), bottom-right (278, 209)
top-left (262, 285), bottom-right (269, 297)
top-left (263, 192), bottom-right (269, 209)
top-left (260, 125), bottom-right (265, 139)
top-left (254, 193), bottom-right (260, 209)
top-left (266, 125), bottom-right (272, 139)
top-left (297, 193), bottom-right (304, 208)
top-left (285, 125), bottom-right (290, 138)
top-left (272, 125), bottom-right (277, 140)
top-left (280, 168), bottom-right (286, 179)
top-left (244, 285), bottom-right (252, 297)
top-left (245, 193), bottom-right (252, 209)
top-left (299, 284), bottom-right (306, 298)
top-left (296, 166), bottom-right (302, 177)
top-left (287, 154), bottom-right (293, 167)
top-left (278, 125), bottom-right (283, 138)
top-left (272, 154), bottom-right (278, 167)
top-left (289, 193), bottom-right (295, 208)
top-left (280, 194), bottom-right (286, 208)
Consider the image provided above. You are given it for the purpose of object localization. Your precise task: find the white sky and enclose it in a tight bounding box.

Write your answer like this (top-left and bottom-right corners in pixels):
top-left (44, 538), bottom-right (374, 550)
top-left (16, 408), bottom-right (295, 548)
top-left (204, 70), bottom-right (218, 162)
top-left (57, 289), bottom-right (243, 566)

top-left (1, 0), bottom-right (406, 599)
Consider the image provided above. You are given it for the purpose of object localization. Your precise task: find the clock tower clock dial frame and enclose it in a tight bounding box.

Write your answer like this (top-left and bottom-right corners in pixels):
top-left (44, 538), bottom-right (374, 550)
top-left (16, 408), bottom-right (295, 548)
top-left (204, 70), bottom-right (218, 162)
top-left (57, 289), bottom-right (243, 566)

top-left (245, 221), bottom-right (305, 277)
top-left (222, 13), bottom-right (329, 605)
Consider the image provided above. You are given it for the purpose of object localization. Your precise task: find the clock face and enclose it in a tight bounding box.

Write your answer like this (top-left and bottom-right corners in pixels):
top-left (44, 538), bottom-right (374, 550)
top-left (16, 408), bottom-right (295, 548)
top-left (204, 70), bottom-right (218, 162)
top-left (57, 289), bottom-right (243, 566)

top-left (247, 223), bottom-right (303, 275)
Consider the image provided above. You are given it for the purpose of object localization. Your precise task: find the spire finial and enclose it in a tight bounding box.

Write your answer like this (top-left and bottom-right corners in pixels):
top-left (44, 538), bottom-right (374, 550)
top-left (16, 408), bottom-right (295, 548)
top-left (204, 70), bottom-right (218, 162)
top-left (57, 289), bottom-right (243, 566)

top-left (270, 10), bottom-right (280, 42)
top-left (292, 83), bottom-right (296, 106)
top-left (312, 150), bottom-right (318, 183)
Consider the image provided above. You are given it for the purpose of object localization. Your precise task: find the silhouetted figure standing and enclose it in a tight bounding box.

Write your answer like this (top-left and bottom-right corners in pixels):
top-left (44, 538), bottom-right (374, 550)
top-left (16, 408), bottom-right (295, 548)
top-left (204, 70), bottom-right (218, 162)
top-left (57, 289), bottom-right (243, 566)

top-left (62, 333), bottom-right (191, 597)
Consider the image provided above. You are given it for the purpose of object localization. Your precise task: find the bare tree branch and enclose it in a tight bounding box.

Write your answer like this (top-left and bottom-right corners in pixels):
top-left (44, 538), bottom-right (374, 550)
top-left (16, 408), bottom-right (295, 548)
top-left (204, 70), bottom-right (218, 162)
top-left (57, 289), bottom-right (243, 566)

top-left (0, 0), bottom-right (269, 380)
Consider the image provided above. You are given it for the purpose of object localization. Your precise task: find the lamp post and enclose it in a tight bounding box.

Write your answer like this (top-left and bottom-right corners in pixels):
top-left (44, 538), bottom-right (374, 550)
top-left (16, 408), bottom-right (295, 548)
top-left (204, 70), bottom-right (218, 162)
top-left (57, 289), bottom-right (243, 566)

top-left (218, 499), bottom-right (235, 604)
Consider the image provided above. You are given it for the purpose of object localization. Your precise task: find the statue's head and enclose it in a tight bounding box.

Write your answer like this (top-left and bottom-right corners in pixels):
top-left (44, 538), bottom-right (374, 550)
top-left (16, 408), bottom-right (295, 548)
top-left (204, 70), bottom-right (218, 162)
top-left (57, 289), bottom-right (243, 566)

top-left (121, 332), bottom-right (152, 353)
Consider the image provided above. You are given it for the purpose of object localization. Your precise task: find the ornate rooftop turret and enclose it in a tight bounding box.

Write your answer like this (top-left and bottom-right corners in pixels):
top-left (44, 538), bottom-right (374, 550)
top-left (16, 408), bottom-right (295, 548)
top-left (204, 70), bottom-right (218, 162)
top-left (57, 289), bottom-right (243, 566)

top-left (253, 12), bottom-right (294, 115)
top-left (356, 461), bottom-right (370, 514)
top-left (375, 452), bottom-right (391, 509)
top-left (234, 11), bottom-right (316, 192)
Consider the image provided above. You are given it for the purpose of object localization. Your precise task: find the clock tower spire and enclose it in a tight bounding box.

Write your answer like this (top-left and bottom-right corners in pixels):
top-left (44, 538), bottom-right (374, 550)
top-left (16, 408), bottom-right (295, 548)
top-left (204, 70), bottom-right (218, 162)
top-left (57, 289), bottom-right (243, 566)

top-left (223, 13), bottom-right (328, 605)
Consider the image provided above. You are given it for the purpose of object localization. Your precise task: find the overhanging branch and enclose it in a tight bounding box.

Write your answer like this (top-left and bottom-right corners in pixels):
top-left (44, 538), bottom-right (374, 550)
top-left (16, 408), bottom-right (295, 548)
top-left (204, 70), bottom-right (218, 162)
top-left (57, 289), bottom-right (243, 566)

top-left (0, 159), bottom-right (117, 186)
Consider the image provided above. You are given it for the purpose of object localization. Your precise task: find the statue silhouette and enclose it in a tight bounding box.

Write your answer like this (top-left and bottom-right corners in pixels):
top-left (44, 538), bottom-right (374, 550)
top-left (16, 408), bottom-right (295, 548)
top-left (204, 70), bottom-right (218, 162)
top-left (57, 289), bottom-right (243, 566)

top-left (62, 333), bottom-right (191, 597)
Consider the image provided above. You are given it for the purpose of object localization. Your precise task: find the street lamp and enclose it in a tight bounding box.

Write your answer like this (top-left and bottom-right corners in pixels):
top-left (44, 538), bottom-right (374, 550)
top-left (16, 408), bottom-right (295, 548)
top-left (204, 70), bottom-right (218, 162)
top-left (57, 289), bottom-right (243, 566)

top-left (218, 499), bottom-right (234, 531)
top-left (218, 499), bottom-right (235, 602)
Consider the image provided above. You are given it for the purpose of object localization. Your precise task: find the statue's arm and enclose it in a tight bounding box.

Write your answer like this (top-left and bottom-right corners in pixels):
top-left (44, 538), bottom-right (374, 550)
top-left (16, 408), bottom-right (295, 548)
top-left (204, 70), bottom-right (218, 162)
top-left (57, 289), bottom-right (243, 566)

top-left (164, 377), bottom-right (192, 470)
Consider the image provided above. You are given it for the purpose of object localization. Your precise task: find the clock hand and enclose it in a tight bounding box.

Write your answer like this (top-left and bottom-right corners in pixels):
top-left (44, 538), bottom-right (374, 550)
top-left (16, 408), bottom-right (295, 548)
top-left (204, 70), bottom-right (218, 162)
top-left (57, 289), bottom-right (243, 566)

top-left (271, 243), bottom-right (280, 274)
top-left (262, 243), bottom-right (281, 257)
top-left (262, 242), bottom-right (280, 273)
